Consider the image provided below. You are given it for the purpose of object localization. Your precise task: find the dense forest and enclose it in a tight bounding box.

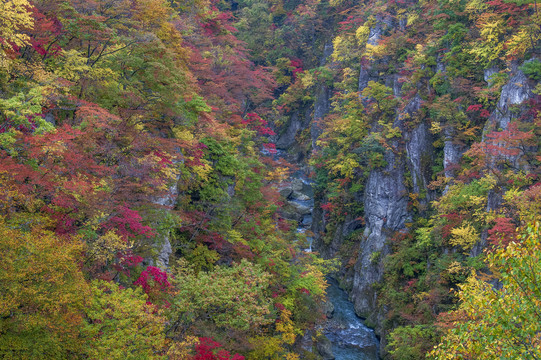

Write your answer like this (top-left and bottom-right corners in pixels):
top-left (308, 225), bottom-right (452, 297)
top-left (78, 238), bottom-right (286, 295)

top-left (0, 0), bottom-right (540, 359)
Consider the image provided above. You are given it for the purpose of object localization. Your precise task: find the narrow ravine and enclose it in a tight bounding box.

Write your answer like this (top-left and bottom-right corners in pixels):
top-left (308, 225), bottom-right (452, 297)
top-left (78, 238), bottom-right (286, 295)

top-left (276, 151), bottom-right (379, 359)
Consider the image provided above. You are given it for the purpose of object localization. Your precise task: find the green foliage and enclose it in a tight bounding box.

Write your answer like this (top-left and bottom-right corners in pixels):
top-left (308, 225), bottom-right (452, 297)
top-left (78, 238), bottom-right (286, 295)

top-left (434, 177), bottom-right (494, 218)
top-left (361, 81), bottom-right (398, 117)
top-left (0, 0), bottom-right (540, 357)
top-left (520, 59), bottom-right (541, 80)
top-left (169, 259), bottom-right (273, 332)
top-left (369, 251), bottom-right (381, 264)
top-left (0, 0), bottom-right (336, 357)
top-left (0, 87), bottom-right (44, 125)
top-left (184, 243), bottom-right (220, 274)
top-left (0, 86), bottom-right (53, 153)
top-left (201, 137), bottom-right (241, 177)
top-left (429, 71), bottom-right (451, 96)
top-left (388, 325), bottom-right (441, 360)
top-left (83, 281), bottom-right (166, 360)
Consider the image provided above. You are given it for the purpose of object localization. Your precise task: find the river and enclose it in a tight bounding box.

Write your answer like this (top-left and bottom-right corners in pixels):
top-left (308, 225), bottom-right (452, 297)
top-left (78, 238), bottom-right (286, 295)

top-left (324, 278), bottom-right (379, 360)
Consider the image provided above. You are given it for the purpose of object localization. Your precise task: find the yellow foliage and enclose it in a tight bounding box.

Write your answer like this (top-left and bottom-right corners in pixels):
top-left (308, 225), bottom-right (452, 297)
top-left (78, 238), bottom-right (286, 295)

top-left (248, 310), bottom-right (301, 360)
top-left (186, 244), bottom-right (219, 274)
top-left (302, 263), bottom-right (328, 299)
top-left (84, 280), bottom-right (166, 359)
top-left (364, 43), bottom-right (385, 60)
top-left (331, 35), bottom-right (353, 62)
top-left (300, 71), bottom-right (315, 88)
top-left (341, 67), bottom-right (357, 82)
top-left (447, 261), bottom-right (466, 275)
top-left (449, 222), bottom-right (479, 252)
top-left (173, 126), bottom-right (195, 142)
top-left (431, 224), bottom-right (541, 359)
top-left (276, 309), bottom-right (297, 345)
top-left (465, 0), bottom-right (489, 13)
top-left (355, 25), bottom-right (370, 45)
top-left (285, 354), bottom-right (300, 360)
top-left (54, 49), bottom-right (117, 83)
top-left (479, 18), bottom-right (506, 42)
top-left (0, 218), bottom-right (89, 355)
top-left (413, 291), bottom-right (430, 304)
top-left (329, 0), bottom-right (346, 7)
top-left (191, 159), bottom-right (213, 181)
top-left (0, 0), bottom-right (34, 65)
top-left (265, 167), bottom-right (290, 182)
top-left (42, 140), bottom-right (67, 155)
top-left (248, 336), bottom-right (283, 359)
top-left (88, 230), bottom-right (128, 263)
top-left (469, 16), bottom-right (506, 63)
top-left (138, 153), bottom-right (179, 190)
top-left (330, 156), bottom-right (359, 179)
top-left (378, 120), bottom-right (402, 139)
top-left (227, 229), bottom-right (248, 245)
top-left (503, 186), bottom-right (541, 224)
top-left (506, 28), bottom-right (538, 59)
top-left (480, 174), bottom-right (497, 188)
top-left (0, 172), bottom-right (46, 216)
top-left (167, 336), bottom-right (200, 359)
top-left (133, 0), bottom-right (174, 30)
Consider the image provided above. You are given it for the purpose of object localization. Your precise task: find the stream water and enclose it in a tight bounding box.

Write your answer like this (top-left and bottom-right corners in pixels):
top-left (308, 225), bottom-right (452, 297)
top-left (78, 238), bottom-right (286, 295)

top-left (324, 278), bottom-right (380, 360)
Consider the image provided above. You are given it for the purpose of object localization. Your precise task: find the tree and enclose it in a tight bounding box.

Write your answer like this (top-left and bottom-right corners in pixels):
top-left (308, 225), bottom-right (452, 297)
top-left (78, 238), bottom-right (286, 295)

top-left (0, 0), bottom-right (34, 62)
top-left (168, 259), bottom-right (273, 334)
top-left (190, 337), bottom-right (244, 360)
top-left (83, 280), bottom-right (166, 360)
top-left (430, 223), bottom-right (541, 359)
top-left (0, 218), bottom-right (88, 359)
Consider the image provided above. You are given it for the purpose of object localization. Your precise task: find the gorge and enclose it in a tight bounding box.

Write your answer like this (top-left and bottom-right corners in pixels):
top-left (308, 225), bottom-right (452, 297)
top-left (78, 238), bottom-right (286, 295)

top-left (0, 0), bottom-right (540, 359)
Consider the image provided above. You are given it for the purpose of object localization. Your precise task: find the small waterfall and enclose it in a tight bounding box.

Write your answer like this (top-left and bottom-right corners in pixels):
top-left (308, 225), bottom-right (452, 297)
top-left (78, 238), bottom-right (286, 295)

top-left (274, 152), bottom-right (315, 252)
top-left (292, 175), bottom-right (315, 252)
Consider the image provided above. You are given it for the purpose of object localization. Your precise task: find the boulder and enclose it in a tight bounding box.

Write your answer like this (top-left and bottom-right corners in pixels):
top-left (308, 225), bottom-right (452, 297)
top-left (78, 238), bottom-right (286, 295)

top-left (292, 191), bottom-right (311, 201)
top-left (323, 300), bottom-right (334, 319)
top-left (279, 187), bottom-right (293, 198)
top-left (302, 214), bottom-right (313, 226)
top-left (288, 201), bottom-right (311, 215)
top-left (316, 335), bottom-right (335, 360)
top-left (280, 204), bottom-right (303, 222)
top-left (291, 178), bottom-right (304, 192)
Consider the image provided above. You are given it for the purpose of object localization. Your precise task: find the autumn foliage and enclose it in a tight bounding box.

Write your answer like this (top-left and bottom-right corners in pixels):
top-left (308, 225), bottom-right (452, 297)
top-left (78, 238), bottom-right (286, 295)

top-left (2, 0), bottom-right (540, 357)
top-left (0, 0), bottom-right (328, 358)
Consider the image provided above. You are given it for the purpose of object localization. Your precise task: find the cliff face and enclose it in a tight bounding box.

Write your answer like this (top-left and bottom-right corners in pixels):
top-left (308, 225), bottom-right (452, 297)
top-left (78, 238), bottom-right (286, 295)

top-left (350, 95), bottom-right (432, 351)
top-left (488, 63), bottom-right (533, 132)
top-left (276, 107), bottom-right (313, 153)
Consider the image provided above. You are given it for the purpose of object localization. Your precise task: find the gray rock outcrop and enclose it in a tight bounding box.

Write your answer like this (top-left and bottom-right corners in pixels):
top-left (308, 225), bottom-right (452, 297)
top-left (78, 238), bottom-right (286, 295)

top-left (316, 334), bottom-right (335, 360)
